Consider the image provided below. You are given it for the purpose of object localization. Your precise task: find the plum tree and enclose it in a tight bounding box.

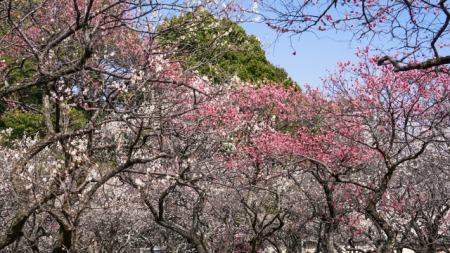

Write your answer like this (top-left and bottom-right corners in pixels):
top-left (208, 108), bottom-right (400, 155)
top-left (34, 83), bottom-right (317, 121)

top-left (254, 0), bottom-right (450, 72)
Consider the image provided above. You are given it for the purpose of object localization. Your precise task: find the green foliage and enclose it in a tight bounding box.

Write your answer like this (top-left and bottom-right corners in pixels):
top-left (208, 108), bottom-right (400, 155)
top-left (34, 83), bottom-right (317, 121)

top-left (68, 108), bottom-right (88, 130)
top-left (0, 55), bottom-right (42, 112)
top-left (0, 107), bottom-right (88, 145)
top-left (0, 109), bottom-right (44, 143)
top-left (2, 56), bottom-right (36, 85)
top-left (159, 11), bottom-right (296, 87)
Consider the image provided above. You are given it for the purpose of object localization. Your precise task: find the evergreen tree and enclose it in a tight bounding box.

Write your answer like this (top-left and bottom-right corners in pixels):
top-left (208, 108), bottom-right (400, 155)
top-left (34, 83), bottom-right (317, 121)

top-left (159, 10), bottom-right (296, 87)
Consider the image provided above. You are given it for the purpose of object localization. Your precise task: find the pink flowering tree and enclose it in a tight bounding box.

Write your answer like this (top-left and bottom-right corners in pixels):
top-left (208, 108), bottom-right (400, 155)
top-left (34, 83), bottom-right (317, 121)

top-left (314, 49), bottom-right (450, 252)
top-left (118, 83), bottom-right (298, 253)
top-left (217, 50), bottom-right (449, 252)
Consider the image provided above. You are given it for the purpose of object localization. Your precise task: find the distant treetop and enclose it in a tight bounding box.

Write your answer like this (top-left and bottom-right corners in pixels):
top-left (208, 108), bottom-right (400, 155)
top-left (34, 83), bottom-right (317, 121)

top-left (158, 10), bottom-right (296, 88)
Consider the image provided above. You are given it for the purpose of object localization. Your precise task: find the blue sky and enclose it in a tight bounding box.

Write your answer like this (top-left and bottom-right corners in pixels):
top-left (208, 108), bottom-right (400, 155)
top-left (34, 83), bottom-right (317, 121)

top-left (241, 22), bottom-right (361, 89)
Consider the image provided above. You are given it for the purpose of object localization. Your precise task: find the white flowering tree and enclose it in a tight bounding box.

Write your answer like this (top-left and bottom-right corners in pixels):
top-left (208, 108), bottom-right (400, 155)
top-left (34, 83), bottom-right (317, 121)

top-left (0, 0), bottom-right (238, 251)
